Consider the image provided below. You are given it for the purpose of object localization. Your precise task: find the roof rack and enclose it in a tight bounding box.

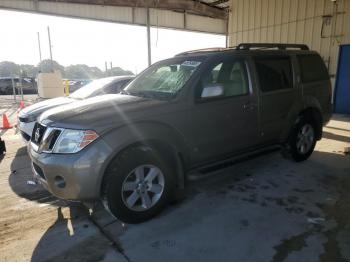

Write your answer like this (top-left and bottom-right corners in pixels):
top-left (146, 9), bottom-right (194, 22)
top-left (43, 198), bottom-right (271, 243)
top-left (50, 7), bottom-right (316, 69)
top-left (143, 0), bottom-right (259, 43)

top-left (175, 43), bottom-right (310, 57)
top-left (236, 43), bottom-right (309, 50)
top-left (175, 47), bottom-right (236, 56)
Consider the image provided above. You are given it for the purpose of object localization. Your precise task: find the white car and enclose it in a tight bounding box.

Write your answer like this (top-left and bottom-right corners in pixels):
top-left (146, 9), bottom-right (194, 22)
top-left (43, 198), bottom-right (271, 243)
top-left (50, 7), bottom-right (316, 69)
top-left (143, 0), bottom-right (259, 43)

top-left (18, 75), bottom-right (134, 142)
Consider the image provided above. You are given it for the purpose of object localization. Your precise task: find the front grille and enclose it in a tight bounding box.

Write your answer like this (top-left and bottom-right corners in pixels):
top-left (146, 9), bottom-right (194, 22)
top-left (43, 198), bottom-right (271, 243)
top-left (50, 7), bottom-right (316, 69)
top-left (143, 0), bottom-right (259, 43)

top-left (31, 123), bottom-right (47, 145)
top-left (48, 129), bottom-right (61, 150)
top-left (20, 131), bottom-right (31, 141)
top-left (33, 162), bottom-right (45, 180)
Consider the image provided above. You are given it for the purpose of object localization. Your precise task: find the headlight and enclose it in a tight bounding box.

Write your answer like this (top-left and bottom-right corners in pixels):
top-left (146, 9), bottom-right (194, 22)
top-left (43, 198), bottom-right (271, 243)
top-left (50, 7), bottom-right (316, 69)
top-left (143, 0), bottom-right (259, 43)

top-left (26, 115), bottom-right (38, 123)
top-left (52, 129), bottom-right (99, 154)
top-left (18, 114), bottom-right (37, 123)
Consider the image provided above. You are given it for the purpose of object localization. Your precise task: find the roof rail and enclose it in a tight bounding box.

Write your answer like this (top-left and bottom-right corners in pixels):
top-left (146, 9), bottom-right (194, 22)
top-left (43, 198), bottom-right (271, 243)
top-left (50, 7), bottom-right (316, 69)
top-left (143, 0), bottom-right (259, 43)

top-left (236, 43), bottom-right (309, 51)
top-left (175, 47), bottom-right (236, 56)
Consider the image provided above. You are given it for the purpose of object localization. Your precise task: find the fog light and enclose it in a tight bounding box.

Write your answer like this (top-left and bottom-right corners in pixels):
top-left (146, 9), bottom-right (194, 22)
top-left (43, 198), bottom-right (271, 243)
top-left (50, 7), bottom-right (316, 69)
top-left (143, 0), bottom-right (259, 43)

top-left (54, 176), bottom-right (66, 188)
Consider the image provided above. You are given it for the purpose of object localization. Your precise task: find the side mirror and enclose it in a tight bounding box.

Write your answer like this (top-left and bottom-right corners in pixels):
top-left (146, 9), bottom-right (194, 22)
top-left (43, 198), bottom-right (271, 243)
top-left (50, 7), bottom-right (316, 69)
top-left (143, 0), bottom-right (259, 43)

top-left (201, 84), bottom-right (224, 99)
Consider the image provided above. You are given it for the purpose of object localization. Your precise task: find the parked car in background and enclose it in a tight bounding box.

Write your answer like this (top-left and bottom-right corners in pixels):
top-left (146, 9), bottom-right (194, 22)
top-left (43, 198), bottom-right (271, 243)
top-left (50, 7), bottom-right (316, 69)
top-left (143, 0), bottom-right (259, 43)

top-left (0, 77), bottom-right (37, 95)
top-left (18, 75), bottom-right (134, 142)
top-left (28, 43), bottom-right (332, 223)
top-left (62, 79), bottom-right (92, 93)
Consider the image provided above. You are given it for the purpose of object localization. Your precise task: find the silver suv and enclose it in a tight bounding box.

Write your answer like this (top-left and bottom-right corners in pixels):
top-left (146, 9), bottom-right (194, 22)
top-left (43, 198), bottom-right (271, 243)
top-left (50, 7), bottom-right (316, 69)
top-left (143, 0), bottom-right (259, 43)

top-left (29, 43), bottom-right (332, 223)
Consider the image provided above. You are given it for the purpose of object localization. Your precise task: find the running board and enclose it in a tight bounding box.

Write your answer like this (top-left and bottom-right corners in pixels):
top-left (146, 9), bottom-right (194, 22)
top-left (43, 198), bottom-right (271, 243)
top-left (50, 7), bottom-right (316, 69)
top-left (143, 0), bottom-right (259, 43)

top-left (187, 145), bottom-right (281, 181)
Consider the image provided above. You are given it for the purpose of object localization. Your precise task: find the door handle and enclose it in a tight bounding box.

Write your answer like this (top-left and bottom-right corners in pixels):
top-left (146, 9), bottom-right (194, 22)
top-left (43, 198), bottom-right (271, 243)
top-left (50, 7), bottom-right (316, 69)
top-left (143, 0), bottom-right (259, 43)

top-left (243, 102), bottom-right (256, 111)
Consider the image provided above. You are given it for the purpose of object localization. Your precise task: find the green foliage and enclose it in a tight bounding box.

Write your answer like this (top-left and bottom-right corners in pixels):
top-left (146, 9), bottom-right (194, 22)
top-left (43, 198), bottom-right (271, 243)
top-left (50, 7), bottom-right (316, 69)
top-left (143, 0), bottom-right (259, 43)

top-left (106, 67), bottom-right (133, 77)
top-left (20, 64), bottom-right (38, 77)
top-left (65, 64), bottom-right (104, 79)
top-left (37, 59), bottom-right (65, 75)
top-left (0, 61), bottom-right (20, 77)
top-left (0, 60), bottom-right (132, 79)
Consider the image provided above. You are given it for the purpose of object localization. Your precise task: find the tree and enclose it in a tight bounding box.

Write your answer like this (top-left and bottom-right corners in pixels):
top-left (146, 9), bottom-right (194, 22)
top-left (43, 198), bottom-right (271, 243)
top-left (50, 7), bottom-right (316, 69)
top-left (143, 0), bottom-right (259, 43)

top-left (20, 64), bottom-right (38, 78)
top-left (106, 67), bottom-right (133, 77)
top-left (0, 61), bottom-right (20, 77)
top-left (37, 59), bottom-right (65, 75)
top-left (0, 60), bottom-right (132, 79)
top-left (65, 64), bottom-right (104, 79)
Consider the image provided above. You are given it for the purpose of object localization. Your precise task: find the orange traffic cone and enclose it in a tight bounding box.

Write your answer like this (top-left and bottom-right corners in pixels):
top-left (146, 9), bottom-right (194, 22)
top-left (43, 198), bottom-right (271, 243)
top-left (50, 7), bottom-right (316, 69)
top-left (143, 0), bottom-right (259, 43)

top-left (19, 101), bottom-right (25, 110)
top-left (1, 114), bottom-right (12, 129)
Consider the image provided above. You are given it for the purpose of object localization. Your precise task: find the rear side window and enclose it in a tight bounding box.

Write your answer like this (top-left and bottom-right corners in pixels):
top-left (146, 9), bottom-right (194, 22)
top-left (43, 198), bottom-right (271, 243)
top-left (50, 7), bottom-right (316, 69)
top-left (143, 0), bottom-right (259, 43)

top-left (255, 57), bottom-right (293, 92)
top-left (297, 54), bottom-right (329, 83)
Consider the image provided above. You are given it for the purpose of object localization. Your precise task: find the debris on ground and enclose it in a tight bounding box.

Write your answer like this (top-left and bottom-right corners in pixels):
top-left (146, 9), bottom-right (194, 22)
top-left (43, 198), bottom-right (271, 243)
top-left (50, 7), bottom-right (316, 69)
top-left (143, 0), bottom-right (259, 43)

top-left (307, 217), bottom-right (326, 224)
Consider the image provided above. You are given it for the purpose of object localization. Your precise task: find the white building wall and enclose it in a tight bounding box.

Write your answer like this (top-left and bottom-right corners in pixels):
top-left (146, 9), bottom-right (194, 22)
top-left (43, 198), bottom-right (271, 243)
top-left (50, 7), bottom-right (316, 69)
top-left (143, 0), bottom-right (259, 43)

top-left (228, 0), bottom-right (350, 84)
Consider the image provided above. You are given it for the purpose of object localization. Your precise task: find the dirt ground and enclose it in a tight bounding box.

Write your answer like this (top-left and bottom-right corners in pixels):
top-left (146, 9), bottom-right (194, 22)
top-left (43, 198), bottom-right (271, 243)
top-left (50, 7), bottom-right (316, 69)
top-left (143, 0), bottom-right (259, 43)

top-left (0, 96), bottom-right (349, 262)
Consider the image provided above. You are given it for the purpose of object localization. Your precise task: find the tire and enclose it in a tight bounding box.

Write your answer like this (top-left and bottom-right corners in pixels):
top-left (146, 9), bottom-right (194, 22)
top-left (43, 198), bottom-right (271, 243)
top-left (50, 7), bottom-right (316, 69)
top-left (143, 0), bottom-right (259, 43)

top-left (102, 146), bottom-right (175, 223)
top-left (284, 115), bottom-right (317, 162)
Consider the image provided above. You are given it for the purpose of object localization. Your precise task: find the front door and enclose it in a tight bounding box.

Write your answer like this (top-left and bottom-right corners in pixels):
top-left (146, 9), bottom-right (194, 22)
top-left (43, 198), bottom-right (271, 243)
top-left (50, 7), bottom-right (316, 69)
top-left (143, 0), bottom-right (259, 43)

top-left (186, 56), bottom-right (259, 165)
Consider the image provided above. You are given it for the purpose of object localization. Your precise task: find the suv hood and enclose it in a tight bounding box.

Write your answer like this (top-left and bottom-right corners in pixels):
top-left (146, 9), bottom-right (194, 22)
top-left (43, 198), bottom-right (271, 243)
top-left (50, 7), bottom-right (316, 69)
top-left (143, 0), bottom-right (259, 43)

top-left (39, 94), bottom-right (167, 132)
top-left (20, 97), bottom-right (75, 119)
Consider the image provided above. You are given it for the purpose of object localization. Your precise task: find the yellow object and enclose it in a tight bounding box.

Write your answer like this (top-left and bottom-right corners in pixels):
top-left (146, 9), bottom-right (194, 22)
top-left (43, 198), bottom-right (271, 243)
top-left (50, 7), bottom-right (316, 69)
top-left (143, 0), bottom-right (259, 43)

top-left (65, 80), bottom-right (69, 96)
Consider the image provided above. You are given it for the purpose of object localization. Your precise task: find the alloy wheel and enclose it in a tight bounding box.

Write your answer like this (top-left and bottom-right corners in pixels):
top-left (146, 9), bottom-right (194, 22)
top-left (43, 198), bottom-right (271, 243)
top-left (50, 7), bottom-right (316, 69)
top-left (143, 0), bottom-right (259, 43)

top-left (121, 165), bottom-right (165, 212)
top-left (296, 124), bottom-right (315, 154)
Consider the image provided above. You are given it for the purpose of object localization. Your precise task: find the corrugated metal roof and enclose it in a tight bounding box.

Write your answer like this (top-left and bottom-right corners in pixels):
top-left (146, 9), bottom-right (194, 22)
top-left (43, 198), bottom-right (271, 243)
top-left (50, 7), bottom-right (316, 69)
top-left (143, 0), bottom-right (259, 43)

top-left (200, 0), bottom-right (230, 10)
top-left (0, 0), bottom-right (227, 34)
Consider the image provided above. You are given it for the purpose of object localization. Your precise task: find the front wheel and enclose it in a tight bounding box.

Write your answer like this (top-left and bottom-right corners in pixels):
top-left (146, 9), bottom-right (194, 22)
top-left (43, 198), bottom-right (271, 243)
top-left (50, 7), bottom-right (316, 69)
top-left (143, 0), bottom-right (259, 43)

top-left (284, 117), bottom-right (317, 162)
top-left (102, 146), bottom-right (175, 223)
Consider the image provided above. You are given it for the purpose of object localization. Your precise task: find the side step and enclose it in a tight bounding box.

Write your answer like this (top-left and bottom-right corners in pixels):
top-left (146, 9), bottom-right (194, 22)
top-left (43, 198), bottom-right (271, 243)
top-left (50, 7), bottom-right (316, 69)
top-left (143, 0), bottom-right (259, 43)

top-left (187, 145), bottom-right (281, 181)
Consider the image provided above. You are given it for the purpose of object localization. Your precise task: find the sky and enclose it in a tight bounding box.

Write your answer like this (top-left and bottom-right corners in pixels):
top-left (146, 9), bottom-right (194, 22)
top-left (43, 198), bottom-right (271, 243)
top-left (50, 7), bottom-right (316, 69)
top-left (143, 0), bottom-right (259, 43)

top-left (0, 10), bottom-right (225, 74)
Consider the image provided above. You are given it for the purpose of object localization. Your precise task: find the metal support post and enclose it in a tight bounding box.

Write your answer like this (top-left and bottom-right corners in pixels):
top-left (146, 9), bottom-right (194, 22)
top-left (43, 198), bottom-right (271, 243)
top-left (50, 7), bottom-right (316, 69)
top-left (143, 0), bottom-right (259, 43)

top-left (146, 8), bottom-right (152, 66)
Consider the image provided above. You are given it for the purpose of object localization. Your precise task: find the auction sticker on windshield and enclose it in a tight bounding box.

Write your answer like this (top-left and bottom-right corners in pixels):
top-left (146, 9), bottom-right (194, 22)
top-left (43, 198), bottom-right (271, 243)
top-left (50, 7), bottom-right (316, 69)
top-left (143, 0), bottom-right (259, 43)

top-left (181, 61), bottom-right (202, 67)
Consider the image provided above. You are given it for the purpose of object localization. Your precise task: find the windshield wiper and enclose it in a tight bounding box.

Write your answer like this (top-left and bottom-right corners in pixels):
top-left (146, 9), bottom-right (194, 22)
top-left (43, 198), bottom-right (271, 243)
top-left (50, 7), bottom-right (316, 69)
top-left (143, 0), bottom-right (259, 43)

top-left (128, 91), bottom-right (159, 99)
top-left (128, 90), bottom-right (173, 100)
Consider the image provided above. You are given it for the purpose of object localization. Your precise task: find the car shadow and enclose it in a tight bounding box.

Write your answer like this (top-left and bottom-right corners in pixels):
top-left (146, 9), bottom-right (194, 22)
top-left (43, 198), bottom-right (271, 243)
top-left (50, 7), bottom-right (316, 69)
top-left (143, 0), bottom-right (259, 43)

top-left (29, 204), bottom-right (110, 262)
top-left (323, 131), bottom-right (350, 144)
top-left (8, 145), bottom-right (65, 206)
top-left (6, 144), bottom-right (112, 261)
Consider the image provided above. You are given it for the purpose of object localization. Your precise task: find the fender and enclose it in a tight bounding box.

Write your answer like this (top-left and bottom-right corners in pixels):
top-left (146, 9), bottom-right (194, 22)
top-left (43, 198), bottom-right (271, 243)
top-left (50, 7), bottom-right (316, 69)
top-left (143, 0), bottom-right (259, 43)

top-left (280, 96), bottom-right (322, 142)
top-left (96, 120), bottom-right (190, 196)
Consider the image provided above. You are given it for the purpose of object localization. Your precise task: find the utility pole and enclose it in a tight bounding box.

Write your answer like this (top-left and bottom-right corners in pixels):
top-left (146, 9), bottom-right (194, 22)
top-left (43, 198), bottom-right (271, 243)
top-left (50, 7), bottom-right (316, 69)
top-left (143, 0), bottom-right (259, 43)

top-left (110, 61), bottom-right (113, 70)
top-left (37, 32), bottom-right (42, 71)
top-left (146, 8), bottom-right (152, 66)
top-left (47, 26), bottom-right (54, 72)
top-left (105, 61), bottom-right (108, 76)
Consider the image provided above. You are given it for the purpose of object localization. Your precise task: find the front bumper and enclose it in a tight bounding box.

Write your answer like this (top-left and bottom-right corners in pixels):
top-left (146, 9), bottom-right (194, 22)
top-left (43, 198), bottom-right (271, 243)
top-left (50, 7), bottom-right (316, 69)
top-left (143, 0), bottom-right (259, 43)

top-left (28, 138), bottom-right (112, 201)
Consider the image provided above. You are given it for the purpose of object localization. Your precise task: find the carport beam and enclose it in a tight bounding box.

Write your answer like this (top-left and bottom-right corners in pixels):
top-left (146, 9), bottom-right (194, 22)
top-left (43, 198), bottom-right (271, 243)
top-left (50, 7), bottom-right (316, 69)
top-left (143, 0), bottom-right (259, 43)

top-left (146, 8), bottom-right (151, 66)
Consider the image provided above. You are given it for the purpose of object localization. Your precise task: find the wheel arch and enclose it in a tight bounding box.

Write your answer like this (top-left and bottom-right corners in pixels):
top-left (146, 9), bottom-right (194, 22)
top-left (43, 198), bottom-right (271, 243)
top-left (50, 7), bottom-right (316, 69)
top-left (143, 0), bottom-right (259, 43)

top-left (281, 97), bottom-right (323, 143)
top-left (98, 122), bottom-right (189, 198)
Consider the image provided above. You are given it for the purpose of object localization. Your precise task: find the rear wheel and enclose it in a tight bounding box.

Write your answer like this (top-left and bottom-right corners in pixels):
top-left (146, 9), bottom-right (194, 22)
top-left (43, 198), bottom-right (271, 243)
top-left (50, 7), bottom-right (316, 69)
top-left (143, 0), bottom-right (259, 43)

top-left (284, 116), bottom-right (317, 162)
top-left (102, 146), bottom-right (175, 223)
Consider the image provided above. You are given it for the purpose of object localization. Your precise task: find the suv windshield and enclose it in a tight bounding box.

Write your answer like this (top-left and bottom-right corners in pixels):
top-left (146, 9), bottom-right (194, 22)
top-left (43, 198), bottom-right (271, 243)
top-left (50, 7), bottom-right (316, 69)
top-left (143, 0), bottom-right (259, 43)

top-left (124, 58), bottom-right (203, 100)
top-left (69, 78), bottom-right (115, 99)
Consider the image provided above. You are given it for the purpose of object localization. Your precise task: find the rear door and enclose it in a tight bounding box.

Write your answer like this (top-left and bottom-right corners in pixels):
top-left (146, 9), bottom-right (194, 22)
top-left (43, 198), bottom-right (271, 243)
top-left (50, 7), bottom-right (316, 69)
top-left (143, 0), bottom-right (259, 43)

top-left (187, 55), bottom-right (259, 164)
top-left (253, 55), bottom-right (297, 143)
top-left (297, 54), bottom-right (332, 114)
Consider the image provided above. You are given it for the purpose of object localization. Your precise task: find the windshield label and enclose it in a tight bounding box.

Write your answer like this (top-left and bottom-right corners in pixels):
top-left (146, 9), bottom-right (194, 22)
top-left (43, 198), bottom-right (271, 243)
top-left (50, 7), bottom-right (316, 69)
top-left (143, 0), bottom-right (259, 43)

top-left (181, 61), bottom-right (201, 67)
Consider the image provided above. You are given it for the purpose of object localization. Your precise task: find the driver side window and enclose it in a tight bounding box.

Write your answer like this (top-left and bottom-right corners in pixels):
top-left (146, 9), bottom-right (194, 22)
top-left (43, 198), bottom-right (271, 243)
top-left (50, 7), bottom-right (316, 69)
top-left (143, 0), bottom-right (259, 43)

top-left (197, 59), bottom-right (249, 100)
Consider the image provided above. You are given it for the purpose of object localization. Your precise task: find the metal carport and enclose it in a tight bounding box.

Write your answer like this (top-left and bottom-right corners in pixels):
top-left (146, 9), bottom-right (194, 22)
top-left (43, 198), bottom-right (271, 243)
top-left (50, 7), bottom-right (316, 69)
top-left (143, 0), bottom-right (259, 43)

top-left (0, 0), bottom-right (230, 66)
